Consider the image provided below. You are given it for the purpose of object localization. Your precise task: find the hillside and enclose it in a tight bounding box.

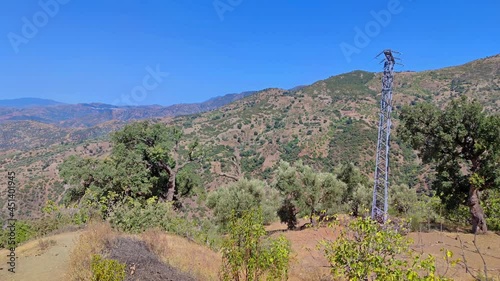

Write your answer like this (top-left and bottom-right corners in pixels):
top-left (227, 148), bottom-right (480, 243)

top-left (0, 54), bottom-right (499, 219)
top-left (0, 91), bottom-right (257, 129)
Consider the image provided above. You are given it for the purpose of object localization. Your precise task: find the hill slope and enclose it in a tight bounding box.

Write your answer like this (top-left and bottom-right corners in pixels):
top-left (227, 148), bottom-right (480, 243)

top-left (0, 54), bottom-right (498, 219)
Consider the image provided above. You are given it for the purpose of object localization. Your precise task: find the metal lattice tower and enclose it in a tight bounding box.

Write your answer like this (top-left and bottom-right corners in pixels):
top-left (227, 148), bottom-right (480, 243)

top-left (371, 49), bottom-right (400, 223)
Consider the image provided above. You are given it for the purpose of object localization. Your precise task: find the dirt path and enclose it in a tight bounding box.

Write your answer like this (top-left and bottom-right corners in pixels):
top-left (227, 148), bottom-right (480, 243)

top-left (0, 231), bottom-right (81, 281)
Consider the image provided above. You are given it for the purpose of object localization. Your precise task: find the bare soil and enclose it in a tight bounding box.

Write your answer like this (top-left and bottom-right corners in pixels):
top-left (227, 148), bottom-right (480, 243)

top-left (266, 220), bottom-right (500, 281)
top-left (107, 237), bottom-right (197, 281)
top-left (0, 231), bottom-right (81, 281)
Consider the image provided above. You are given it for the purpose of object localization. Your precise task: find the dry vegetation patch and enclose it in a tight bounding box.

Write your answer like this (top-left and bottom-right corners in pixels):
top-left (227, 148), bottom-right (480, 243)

top-left (141, 229), bottom-right (222, 281)
top-left (67, 221), bottom-right (116, 281)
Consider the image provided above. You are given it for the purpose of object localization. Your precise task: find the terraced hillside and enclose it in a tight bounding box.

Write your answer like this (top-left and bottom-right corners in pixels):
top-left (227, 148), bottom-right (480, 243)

top-left (0, 54), bottom-right (498, 219)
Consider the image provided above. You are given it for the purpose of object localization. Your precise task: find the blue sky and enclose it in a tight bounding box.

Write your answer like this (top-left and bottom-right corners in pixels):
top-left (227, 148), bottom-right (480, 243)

top-left (0, 0), bottom-right (498, 106)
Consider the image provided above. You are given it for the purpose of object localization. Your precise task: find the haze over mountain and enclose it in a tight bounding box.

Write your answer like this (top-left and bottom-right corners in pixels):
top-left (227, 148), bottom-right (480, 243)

top-left (0, 91), bottom-right (257, 128)
top-left (0, 98), bottom-right (66, 108)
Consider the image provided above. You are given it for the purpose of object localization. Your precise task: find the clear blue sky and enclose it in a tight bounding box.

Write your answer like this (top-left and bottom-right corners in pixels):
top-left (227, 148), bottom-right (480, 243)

top-left (0, 0), bottom-right (499, 106)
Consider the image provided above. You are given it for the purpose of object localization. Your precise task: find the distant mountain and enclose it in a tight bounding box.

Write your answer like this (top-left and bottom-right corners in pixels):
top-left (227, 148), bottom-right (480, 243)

top-left (288, 85), bottom-right (307, 92)
top-left (1, 54), bottom-right (499, 219)
top-left (0, 98), bottom-right (65, 108)
top-left (0, 91), bottom-right (259, 128)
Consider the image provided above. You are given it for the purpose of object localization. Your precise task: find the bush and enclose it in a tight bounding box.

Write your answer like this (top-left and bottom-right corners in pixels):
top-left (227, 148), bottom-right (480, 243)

top-left (106, 197), bottom-right (219, 248)
top-left (320, 217), bottom-right (450, 280)
top-left (68, 221), bottom-right (116, 281)
top-left (0, 220), bottom-right (35, 248)
top-left (207, 179), bottom-right (281, 230)
top-left (91, 254), bottom-right (126, 281)
top-left (220, 209), bottom-right (291, 281)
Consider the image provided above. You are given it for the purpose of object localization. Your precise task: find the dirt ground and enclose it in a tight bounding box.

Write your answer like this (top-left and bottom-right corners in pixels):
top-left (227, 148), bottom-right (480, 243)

top-left (107, 236), bottom-right (197, 281)
top-left (409, 231), bottom-right (500, 280)
top-left (0, 222), bottom-right (498, 281)
top-left (0, 231), bottom-right (82, 281)
top-left (266, 220), bottom-right (500, 281)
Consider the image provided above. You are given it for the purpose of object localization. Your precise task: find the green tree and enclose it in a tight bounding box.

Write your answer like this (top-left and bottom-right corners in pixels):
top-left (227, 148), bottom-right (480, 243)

top-left (59, 121), bottom-right (202, 204)
top-left (273, 161), bottom-right (347, 228)
top-left (111, 121), bottom-right (202, 201)
top-left (399, 97), bottom-right (500, 233)
top-left (334, 163), bottom-right (372, 217)
top-left (207, 178), bottom-right (280, 229)
top-left (390, 184), bottom-right (419, 215)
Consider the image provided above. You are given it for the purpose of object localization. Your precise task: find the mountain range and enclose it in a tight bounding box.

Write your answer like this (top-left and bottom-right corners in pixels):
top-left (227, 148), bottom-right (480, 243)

top-left (0, 91), bottom-right (257, 128)
top-left (0, 54), bottom-right (498, 219)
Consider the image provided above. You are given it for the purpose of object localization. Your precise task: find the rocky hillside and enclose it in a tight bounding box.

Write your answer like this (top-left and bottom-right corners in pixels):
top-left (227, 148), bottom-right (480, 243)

top-left (1, 54), bottom-right (498, 219)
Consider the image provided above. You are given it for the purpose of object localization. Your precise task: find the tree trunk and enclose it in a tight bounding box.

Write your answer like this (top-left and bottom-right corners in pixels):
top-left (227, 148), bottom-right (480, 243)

top-left (166, 173), bottom-right (176, 202)
top-left (469, 187), bottom-right (487, 234)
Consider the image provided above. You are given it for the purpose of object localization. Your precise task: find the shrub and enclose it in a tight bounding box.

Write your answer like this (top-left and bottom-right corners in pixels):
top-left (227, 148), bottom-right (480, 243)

top-left (68, 221), bottom-right (116, 281)
top-left (320, 217), bottom-right (450, 280)
top-left (107, 197), bottom-right (216, 246)
top-left (91, 254), bottom-right (126, 281)
top-left (220, 209), bottom-right (291, 281)
top-left (0, 220), bottom-right (35, 248)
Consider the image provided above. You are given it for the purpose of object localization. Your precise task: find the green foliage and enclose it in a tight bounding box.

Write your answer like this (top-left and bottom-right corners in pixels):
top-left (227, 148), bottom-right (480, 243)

top-left (109, 197), bottom-right (190, 235)
top-left (273, 161), bottom-right (347, 228)
top-left (390, 184), bottom-right (419, 214)
top-left (0, 220), bottom-right (35, 248)
top-left (220, 209), bottom-right (291, 281)
top-left (399, 97), bottom-right (500, 232)
top-left (483, 189), bottom-right (500, 231)
top-left (176, 166), bottom-right (202, 197)
top-left (320, 217), bottom-right (448, 280)
top-left (279, 137), bottom-right (301, 163)
top-left (91, 254), bottom-right (126, 281)
top-left (389, 185), bottom-right (443, 231)
top-left (327, 120), bottom-right (377, 166)
top-left (106, 197), bottom-right (220, 248)
top-left (399, 97), bottom-right (500, 210)
top-left (59, 121), bottom-right (203, 203)
top-left (207, 179), bottom-right (281, 230)
top-left (334, 163), bottom-right (372, 217)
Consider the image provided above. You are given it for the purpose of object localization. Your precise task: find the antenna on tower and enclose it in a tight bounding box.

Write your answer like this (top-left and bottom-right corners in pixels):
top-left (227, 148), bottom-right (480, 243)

top-left (371, 49), bottom-right (400, 224)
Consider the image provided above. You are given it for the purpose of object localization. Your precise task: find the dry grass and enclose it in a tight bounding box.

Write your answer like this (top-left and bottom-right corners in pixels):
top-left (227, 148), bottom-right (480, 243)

top-left (66, 220), bottom-right (116, 281)
top-left (141, 228), bottom-right (222, 281)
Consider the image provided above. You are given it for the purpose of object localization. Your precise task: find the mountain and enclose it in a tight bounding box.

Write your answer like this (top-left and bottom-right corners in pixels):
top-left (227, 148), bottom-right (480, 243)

top-left (0, 54), bottom-right (499, 219)
top-left (0, 91), bottom-right (259, 128)
top-left (0, 98), bottom-right (65, 108)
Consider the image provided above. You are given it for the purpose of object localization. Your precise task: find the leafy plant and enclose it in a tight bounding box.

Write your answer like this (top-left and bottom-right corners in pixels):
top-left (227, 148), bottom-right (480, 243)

top-left (220, 209), bottom-right (291, 281)
top-left (91, 254), bottom-right (126, 281)
top-left (320, 217), bottom-right (450, 280)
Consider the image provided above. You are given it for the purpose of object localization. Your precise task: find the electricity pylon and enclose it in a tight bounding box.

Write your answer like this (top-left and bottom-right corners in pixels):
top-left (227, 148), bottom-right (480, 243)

top-left (371, 49), bottom-right (400, 223)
